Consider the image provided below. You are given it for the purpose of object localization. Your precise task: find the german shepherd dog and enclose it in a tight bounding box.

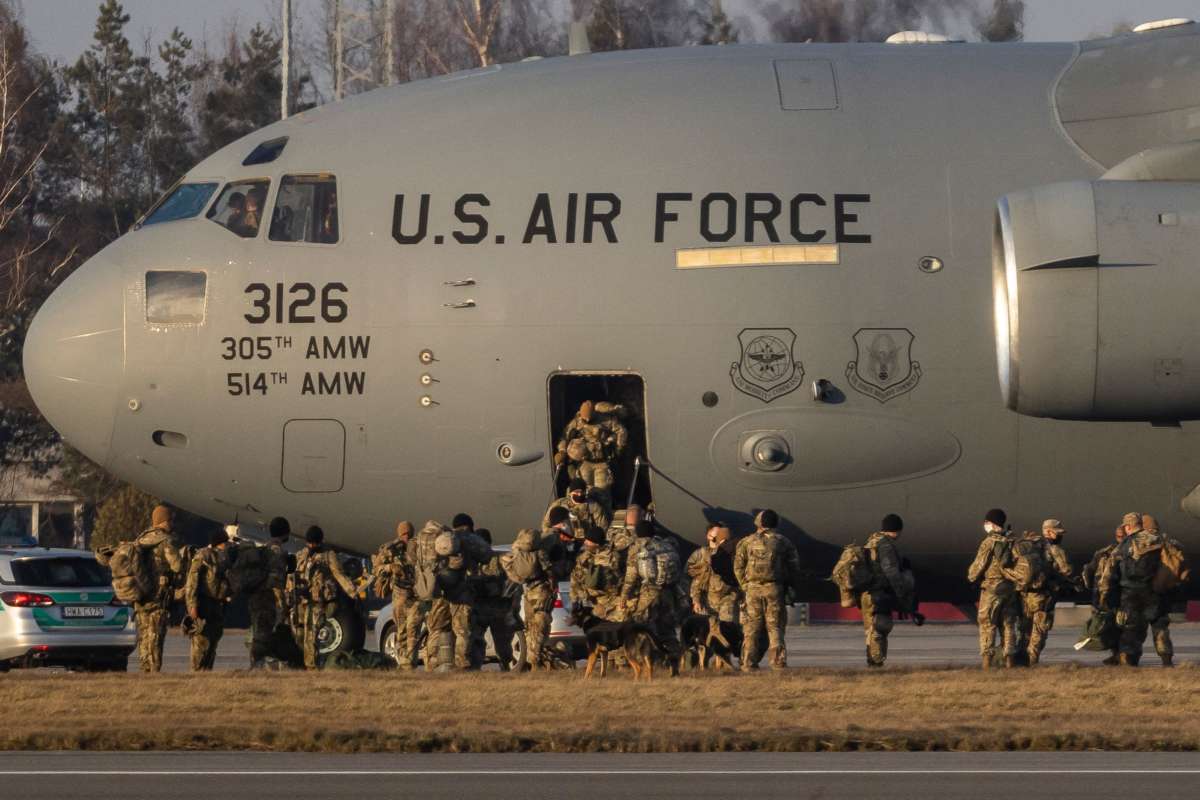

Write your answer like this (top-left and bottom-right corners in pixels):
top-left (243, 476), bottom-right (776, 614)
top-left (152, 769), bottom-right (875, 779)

top-left (568, 606), bottom-right (675, 681)
top-left (679, 613), bottom-right (743, 672)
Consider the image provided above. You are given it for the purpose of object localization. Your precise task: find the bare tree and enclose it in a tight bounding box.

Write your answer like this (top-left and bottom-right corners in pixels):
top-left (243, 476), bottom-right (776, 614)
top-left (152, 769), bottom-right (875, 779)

top-left (451, 0), bottom-right (503, 67)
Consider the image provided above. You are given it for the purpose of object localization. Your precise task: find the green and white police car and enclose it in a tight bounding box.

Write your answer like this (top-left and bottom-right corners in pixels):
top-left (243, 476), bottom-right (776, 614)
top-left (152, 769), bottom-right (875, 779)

top-left (0, 546), bottom-right (135, 671)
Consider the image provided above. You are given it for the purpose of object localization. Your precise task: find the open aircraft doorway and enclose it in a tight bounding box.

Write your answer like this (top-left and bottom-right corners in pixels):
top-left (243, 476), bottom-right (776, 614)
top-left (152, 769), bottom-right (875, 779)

top-left (547, 372), bottom-right (652, 511)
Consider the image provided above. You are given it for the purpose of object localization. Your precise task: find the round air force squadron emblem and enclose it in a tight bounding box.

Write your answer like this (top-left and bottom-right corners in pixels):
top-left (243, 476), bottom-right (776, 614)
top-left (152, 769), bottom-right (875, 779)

top-left (730, 328), bottom-right (805, 403)
top-left (846, 328), bottom-right (923, 403)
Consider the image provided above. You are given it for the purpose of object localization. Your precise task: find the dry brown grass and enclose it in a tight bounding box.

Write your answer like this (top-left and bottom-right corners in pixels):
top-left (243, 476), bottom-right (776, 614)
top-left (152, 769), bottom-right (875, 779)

top-left (2, 665), bottom-right (1198, 752)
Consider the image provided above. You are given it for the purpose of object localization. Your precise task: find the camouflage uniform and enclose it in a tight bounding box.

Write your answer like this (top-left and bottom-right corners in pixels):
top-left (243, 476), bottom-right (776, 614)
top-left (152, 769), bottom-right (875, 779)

top-left (247, 540), bottom-right (288, 666)
top-left (556, 408), bottom-right (628, 499)
top-left (372, 538), bottom-right (417, 668)
top-left (967, 530), bottom-right (1020, 668)
top-left (686, 545), bottom-right (739, 623)
top-left (1115, 527), bottom-right (1172, 665)
top-left (570, 541), bottom-right (626, 621)
top-left (733, 528), bottom-right (801, 670)
top-left (502, 530), bottom-right (556, 668)
top-left (132, 526), bottom-right (184, 673)
top-left (860, 532), bottom-right (912, 667)
top-left (621, 534), bottom-right (683, 662)
top-left (543, 495), bottom-right (612, 542)
top-left (185, 544), bottom-right (231, 671)
top-left (1018, 536), bottom-right (1073, 665)
top-left (295, 547), bottom-right (357, 670)
top-left (470, 553), bottom-right (516, 670)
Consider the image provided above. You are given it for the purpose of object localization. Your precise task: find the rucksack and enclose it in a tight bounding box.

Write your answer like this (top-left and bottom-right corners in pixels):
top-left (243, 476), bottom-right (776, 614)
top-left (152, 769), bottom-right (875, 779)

top-left (107, 540), bottom-right (156, 604)
top-left (411, 528), bottom-right (444, 600)
top-left (1122, 533), bottom-right (1164, 583)
top-left (743, 532), bottom-right (782, 584)
top-left (635, 537), bottom-right (680, 587)
top-left (830, 543), bottom-right (872, 607)
top-left (1005, 533), bottom-right (1048, 592)
top-left (501, 529), bottom-right (543, 585)
top-left (1075, 609), bottom-right (1119, 653)
top-left (1153, 537), bottom-right (1191, 594)
top-left (229, 543), bottom-right (269, 595)
top-left (299, 551), bottom-right (339, 603)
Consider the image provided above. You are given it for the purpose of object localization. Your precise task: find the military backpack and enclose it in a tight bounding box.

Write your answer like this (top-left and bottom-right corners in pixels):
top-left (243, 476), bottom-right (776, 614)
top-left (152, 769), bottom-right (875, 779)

top-left (743, 532), bottom-right (784, 584)
top-left (1004, 532), bottom-right (1049, 592)
top-left (502, 529), bottom-right (544, 585)
top-left (228, 542), bottom-right (270, 595)
top-left (1121, 533), bottom-right (1164, 584)
top-left (1153, 537), bottom-right (1191, 594)
top-left (634, 537), bottom-right (680, 587)
top-left (830, 543), bottom-right (873, 608)
top-left (299, 551), bottom-right (340, 603)
top-left (411, 528), bottom-right (444, 600)
top-left (105, 540), bottom-right (157, 604)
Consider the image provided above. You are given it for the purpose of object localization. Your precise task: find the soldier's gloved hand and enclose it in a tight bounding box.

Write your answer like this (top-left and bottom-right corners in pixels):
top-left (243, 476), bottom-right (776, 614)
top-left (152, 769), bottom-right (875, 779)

top-left (554, 452), bottom-right (566, 466)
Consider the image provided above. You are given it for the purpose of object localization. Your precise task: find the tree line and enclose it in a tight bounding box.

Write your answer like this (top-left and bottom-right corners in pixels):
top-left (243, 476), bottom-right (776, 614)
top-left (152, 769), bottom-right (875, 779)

top-left (0, 0), bottom-right (1024, 544)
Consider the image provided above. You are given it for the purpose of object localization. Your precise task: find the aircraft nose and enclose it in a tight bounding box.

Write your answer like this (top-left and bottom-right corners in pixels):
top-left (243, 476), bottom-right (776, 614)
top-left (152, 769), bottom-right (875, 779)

top-left (22, 255), bottom-right (124, 467)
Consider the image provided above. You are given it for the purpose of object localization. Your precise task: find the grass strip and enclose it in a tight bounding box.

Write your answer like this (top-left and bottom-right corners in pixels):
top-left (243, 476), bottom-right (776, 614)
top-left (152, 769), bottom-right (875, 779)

top-left (2, 664), bottom-right (1197, 752)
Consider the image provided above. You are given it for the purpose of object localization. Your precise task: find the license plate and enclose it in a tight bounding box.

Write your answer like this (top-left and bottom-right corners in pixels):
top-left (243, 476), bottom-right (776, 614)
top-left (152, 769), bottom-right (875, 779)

top-left (62, 606), bottom-right (105, 619)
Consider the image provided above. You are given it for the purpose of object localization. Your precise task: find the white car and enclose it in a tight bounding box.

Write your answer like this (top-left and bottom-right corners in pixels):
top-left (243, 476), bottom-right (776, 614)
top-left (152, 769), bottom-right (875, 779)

top-left (0, 546), bottom-right (136, 671)
top-left (373, 575), bottom-right (586, 669)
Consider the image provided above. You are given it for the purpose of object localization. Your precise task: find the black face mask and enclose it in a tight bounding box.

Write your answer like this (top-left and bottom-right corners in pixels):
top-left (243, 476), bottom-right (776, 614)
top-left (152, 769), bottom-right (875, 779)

top-left (570, 493), bottom-right (585, 504)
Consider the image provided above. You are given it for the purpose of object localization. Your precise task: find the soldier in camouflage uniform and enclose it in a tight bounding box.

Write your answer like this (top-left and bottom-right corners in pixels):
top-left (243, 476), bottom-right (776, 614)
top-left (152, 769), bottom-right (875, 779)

top-left (1082, 524), bottom-right (1127, 665)
top-left (502, 528), bottom-right (557, 670)
top-left (687, 524), bottom-right (739, 624)
top-left (621, 518), bottom-right (684, 665)
top-left (543, 478), bottom-right (612, 542)
top-left (185, 529), bottom-right (233, 671)
top-left (734, 510), bottom-right (801, 671)
top-left (860, 514), bottom-right (914, 668)
top-left (1114, 512), bottom-right (1173, 667)
top-left (294, 526), bottom-right (358, 670)
top-left (469, 528), bottom-right (516, 670)
top-left (372, 521), bottom-right (415, 668)
top-left (967, 508), bottom-right (1020, 668)
top-left (1140, 514), bottom-right (1175, 666)
top-left (133, 505), bottom-right (185, 673)
top-left (554, 400), bottom-right (629, 505)
top-left (246, 517), bottom-right (291, 668)
top-left (570, 526), bottom-right (626, 621)
top-left (1016, 519), bottom-right (1074, 665)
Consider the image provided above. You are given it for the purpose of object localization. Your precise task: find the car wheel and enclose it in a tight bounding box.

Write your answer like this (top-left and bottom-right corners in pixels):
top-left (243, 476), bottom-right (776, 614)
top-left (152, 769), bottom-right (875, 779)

top-left (318, 606), bottom-right (366, 656)
top-left (510, 630), bottom-right (527, 671)
top-left (381, 623), bottom-right (401, 665)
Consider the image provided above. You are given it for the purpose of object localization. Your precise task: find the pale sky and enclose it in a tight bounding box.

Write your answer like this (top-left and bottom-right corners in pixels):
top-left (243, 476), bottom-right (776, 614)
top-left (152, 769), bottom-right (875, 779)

top-left (20, 0), bottom-right (1200, 64)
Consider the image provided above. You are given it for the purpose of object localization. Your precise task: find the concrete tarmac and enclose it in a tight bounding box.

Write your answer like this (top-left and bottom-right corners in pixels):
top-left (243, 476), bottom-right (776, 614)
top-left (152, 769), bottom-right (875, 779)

top-left (1, 752), bottom-right (1198, 799)
top-left (152, 621), bottom-right (1200, 672)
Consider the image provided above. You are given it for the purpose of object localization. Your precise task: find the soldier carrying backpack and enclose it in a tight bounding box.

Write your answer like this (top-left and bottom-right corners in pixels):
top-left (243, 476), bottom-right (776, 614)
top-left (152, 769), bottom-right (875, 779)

top-left (1005, 521), bottom-right (1074, 665)
top-left (97, 505), bottom-right (184, 673)
top-left (294, 526), bottom-right (358, 670)
top-left (501, 527), bottom-right (556, 670)
top-left (372, 521), bottom-right (416, 668)
top-left (1114, 513), bottom-right (1179, 667)
top-left (856, 514), bottom-right (917, 668)
top-left (966, 508), bottom-right (1020, 669)
top-left (620, 515), bottom-right (684, 668)
top-left (733, 510), bottom-right (801, 671)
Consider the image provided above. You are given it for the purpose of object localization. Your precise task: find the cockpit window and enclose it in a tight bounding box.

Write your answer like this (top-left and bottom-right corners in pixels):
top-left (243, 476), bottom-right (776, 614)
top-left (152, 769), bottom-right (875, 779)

top-left (243, 137), bottom-right (288, 166)
top-left (141, 182), bottom-right (219, 227)
top-left (206, 179), bottom-right (270, 238)
top-left (270, 174), bottom-right (339, 244)
top-left (146, 271), bottom-right (207, 325)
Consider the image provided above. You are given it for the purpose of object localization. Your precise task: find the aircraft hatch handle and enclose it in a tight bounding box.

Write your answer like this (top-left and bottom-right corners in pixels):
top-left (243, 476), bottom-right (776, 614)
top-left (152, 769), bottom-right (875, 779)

top-left (442, 279), bottom-right (476, 287)
top-left (442, 300), bottom-right (476, 309)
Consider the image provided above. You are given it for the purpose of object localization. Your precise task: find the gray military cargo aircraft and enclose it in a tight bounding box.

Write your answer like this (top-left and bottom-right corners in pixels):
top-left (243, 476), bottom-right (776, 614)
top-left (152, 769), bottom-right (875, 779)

top-left (22, 19), bottom-right (1200, 597)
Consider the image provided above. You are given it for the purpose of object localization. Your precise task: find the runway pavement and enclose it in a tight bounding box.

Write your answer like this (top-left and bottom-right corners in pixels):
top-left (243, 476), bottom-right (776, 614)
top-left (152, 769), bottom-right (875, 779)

top-left (150, 621), bottom-right (1200, 672)
top-left (1, 752), bottom-right (1198, 799)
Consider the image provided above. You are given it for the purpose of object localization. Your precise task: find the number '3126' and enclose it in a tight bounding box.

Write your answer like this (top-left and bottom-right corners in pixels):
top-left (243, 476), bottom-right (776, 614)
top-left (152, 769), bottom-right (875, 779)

top-left (244, 282), bottom-right (348, 324)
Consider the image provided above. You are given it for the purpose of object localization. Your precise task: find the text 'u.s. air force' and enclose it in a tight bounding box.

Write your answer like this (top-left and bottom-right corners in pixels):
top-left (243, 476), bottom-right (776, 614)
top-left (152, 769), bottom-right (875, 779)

top-left (392, 192), bottom-right (872, 246)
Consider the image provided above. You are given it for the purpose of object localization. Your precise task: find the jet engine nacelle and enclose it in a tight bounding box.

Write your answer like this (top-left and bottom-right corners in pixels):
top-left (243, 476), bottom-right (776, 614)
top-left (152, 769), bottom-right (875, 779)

top-left (994, 179), bottom-right (1200, 421)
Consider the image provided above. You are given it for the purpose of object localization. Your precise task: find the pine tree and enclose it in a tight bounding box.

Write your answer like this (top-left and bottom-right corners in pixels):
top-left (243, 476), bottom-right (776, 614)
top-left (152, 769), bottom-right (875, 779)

top-left (200, 24), bottom-right (282, 154)
top-left (64, 0), bottom-right (150, 229)
top-left (90, 485), bottom-right (159, 552)
top-left (147, 28), bottom-right (201, 195)
top-left (698, 0), bottom-right (739, 45)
